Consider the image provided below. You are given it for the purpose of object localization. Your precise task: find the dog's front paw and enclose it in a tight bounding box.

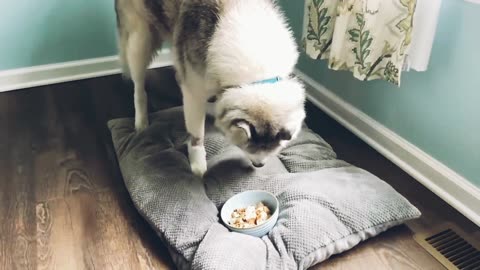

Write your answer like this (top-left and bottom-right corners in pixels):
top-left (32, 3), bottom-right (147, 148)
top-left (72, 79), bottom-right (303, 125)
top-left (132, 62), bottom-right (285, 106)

top-left (188, 143), bottom-right (207, 178)
top-left (135, 115), bottom-right (149, 132)
top-left (191, 160), bottom-right (207, 178)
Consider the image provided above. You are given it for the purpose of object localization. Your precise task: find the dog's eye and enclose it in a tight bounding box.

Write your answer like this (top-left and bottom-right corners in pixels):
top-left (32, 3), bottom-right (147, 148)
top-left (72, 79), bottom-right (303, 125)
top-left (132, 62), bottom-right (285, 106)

top-left (276, 129), bottom-right (292, 141)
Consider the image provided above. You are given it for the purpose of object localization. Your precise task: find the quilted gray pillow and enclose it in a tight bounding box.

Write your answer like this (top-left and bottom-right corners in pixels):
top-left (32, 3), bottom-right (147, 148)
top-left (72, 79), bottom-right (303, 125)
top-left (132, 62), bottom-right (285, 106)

top-left (108, 106), bottom-right (420, 270)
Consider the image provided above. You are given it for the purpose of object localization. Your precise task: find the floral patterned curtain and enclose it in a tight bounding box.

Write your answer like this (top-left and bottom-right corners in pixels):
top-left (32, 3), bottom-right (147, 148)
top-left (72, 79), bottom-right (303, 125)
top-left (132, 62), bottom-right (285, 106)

top-left (303, 0), bottom-right (416, 85)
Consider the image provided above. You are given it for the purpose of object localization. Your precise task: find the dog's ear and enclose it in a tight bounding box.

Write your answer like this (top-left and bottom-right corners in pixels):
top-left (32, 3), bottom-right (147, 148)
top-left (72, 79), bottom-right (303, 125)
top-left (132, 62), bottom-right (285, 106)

top-left (277, 129), bottom-right (292, 141)
top-left (234, 120), bottom-right (251, 139)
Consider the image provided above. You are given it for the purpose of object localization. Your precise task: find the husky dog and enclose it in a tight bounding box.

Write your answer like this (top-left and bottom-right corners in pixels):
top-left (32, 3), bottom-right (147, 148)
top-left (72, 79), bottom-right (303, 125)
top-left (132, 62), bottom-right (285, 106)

top-left (115, 0), bottom-right (306, 177)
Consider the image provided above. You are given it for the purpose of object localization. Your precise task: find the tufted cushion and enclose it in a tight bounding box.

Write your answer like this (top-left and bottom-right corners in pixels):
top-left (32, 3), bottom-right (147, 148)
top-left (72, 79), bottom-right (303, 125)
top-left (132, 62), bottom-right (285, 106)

top-left (108, 106), bottom-right (420, 270)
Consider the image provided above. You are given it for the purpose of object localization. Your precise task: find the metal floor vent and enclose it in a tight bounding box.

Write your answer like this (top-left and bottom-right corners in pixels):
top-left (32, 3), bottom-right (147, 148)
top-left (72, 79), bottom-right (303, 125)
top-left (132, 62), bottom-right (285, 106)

top-left (414, 226), bottom-right (480, 270)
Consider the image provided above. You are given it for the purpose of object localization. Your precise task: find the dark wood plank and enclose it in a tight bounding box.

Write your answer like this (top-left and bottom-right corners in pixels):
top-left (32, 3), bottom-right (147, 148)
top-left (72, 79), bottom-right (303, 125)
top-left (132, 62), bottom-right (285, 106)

top-left (0, 89), bottom-right (45, 270)
top-left (311, 226), bottom-right (446, 270)
top-left (369, 227), bottom-right (447, 270)
top-left (0, 86), bottom-right (11, 269)
top-left (0, 70), bottom-right (177, 270)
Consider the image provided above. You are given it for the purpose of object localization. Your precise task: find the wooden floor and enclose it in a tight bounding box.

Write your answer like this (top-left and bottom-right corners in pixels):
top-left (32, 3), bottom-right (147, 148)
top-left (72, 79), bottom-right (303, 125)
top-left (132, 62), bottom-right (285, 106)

top-left (0, 67), bottom-right (478, 270)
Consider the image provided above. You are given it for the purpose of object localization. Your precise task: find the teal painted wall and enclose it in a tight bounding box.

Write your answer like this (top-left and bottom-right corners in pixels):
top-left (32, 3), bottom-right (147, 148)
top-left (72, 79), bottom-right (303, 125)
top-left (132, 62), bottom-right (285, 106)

top-left (0, 0), bottom-right (118, 71)
top-left (279, 0), bottom-right (480, 187)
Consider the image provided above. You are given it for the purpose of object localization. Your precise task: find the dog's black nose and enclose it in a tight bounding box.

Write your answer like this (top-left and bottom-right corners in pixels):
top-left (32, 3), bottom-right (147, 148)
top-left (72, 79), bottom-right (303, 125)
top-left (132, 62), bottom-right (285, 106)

top-left (252, 162), bottom-right (265, 168)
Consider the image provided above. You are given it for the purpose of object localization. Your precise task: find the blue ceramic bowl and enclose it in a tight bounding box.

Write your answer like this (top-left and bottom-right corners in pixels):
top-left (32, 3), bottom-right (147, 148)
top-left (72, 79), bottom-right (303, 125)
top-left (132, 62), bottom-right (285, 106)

top-left (221, 190), bottom-right (279, 237)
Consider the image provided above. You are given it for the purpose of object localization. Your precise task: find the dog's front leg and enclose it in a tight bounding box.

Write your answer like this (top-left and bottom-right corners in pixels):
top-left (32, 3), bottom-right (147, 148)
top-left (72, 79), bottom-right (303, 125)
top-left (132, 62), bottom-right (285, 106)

top-left (183, 91), bottom-right (207, 177)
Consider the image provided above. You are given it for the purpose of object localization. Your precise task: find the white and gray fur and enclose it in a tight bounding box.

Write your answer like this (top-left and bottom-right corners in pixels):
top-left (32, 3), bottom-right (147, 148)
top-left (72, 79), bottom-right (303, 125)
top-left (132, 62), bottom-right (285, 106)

top-left (115, 0), bottom-right (306, 176)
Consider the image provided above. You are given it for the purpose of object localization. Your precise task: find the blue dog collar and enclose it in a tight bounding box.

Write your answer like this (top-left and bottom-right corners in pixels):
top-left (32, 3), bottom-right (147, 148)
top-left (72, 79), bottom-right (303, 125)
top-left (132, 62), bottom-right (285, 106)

top-left (211, 76), bottom-right (284, 103)
top-left (252, 76), bottom-right (282, 85)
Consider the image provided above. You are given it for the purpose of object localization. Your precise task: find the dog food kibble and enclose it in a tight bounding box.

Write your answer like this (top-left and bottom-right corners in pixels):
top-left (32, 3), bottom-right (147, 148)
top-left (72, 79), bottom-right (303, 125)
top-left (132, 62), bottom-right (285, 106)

top-left (229, 202), bottom-right (271, 228)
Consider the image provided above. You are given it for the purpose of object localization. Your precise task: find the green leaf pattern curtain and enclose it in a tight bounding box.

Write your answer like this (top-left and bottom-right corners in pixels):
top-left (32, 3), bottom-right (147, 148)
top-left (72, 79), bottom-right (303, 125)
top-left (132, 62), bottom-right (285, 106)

top-left (302, 0), bottom-right (416, 85)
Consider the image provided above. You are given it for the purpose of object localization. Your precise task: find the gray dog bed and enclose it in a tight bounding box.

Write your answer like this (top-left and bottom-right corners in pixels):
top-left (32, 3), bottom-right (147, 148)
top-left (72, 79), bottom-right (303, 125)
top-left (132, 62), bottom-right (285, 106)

top-left (108, 106), bottom-right (420, 270)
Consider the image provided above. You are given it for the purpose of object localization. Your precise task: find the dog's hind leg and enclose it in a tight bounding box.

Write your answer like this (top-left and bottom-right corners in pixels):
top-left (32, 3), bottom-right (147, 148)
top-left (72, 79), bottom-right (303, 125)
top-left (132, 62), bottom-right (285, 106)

top-left (125, 26), bottom-right (155, 132)
top-left (117, 28), bottom-right (130, 78)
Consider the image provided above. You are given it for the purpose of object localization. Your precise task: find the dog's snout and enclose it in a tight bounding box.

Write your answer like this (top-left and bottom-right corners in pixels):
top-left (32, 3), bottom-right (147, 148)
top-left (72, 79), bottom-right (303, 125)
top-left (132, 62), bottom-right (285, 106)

top-left (252, 162), bottom-right (265, 168)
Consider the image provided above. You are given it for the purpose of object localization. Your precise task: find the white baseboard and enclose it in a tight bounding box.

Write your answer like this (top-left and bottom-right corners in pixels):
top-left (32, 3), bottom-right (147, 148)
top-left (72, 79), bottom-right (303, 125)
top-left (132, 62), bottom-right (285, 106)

top-left (0, 49), bottom-right (173, 92)
top-left (295, 69), bottom-right (480, 227)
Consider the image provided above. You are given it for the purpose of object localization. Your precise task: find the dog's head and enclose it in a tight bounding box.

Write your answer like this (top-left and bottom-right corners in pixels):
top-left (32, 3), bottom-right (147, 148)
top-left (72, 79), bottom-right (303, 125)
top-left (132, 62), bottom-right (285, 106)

top-left (214, 77), bottom-right (306, 167)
